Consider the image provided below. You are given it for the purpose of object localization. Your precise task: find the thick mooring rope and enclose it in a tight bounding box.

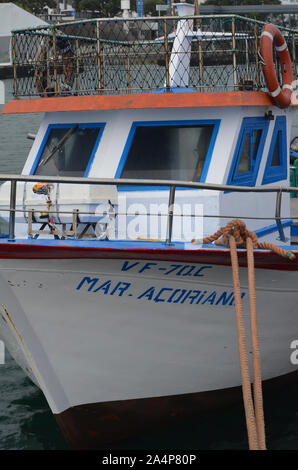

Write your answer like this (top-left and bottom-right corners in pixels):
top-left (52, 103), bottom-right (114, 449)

top-left (229, 235), bottom-right (260, 450)
top-left (246, 237), bottom-right (266, 450)
top-left (192, 220), bottom-right (296, 450)
top-left (193, 219), bottom-right (295, 260)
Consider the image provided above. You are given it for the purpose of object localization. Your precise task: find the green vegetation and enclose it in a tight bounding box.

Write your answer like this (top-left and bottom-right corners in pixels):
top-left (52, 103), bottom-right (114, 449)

top-left (72, 0), bottom-right (120, 16)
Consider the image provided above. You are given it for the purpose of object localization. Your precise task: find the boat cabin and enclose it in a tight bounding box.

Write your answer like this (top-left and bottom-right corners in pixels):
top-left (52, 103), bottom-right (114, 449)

top-left (1, 3), bottom-right (297, 244)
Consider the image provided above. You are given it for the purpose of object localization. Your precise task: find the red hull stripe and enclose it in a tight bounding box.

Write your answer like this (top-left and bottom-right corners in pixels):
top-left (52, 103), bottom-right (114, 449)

top-left (1, 91), bottom-right (280, 115)
top-left (0, 242), bottom-right (297, 270)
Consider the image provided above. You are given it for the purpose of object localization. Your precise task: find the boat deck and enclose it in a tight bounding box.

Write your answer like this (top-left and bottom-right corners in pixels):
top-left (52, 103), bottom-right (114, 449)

top-left (0, 236), bottom-right (295, 251)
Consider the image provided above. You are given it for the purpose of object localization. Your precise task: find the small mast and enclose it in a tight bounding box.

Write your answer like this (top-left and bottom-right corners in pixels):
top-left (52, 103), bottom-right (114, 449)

top-left (168, 2), bottom-right (195, 88)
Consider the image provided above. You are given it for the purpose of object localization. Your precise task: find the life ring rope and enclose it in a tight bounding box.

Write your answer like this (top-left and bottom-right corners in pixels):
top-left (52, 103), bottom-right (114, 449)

top-left (260, 23), bottom-right (293, 108)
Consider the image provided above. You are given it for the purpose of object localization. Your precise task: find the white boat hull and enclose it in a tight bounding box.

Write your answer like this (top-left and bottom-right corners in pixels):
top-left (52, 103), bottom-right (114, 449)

top-left (0, 247), bottom-right (297, 447)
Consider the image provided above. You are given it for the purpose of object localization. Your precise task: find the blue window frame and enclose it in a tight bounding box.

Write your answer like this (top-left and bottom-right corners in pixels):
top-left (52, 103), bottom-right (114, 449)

top-left (30, 123), bottom-right (105, 177)
top-left (115, 119), bottom-right (221, 191)
top-left (227, 117), bottom-right (269, 187)
top-left (262, 116), bottom-right (287, 185)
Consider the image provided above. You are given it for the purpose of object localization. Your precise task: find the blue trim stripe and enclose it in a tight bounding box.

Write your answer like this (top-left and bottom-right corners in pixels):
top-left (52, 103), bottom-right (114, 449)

top-left (254, 219), bottom-right (292, 238)
top-left (226, 117), bottom-right (270, 188)
top-left (0, 237), bottom-right (186, 249)
top-left (291, 225), bottom-right (298, 237)
top-left (115, 119), bottom-right (221, 191)
top-left (137, 0), bottom-right (144, 16)
top-left (153, 87), bottom-right (196, 94)
top-left (30, 123), bottom-right (106, 176)
top-left (262, 116), bottom-right (287, 185)
top-left (83, 125), bottom-right (106, 176)
top-left (30, 125), bottom-right (52, 175)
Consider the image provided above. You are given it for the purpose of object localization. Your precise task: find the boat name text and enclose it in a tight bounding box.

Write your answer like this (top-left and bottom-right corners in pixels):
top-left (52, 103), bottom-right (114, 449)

top-left (76, 277), bottom-right (246, 306)
top-left (121, 261), bottom-right (213, 277)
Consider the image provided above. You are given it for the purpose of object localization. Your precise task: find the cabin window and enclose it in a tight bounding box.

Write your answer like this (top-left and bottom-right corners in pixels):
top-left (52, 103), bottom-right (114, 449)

top-left (236, 130), bottom-right (262, 175)
top-left (117, 121), bottom-right (220, 184)
top-left (227, 117), bottom-right (269, 187)
top-left (32, 123), bottom-right (105, 177)
top-left (262, 116), bottom-right (287, 184)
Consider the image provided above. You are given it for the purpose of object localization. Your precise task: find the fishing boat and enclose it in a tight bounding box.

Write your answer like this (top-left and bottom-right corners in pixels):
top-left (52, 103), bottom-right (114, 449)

top-left (0, 2), bottom-right (298, 449)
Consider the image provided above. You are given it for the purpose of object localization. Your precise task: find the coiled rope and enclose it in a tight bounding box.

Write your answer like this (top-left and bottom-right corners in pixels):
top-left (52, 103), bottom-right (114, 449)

top-left (192, 220), bottom-right (295, 450)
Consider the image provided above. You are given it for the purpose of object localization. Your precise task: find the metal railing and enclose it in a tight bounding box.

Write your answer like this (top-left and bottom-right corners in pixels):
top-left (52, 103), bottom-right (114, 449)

top-left (11, 15), bottom-right (298, 98)
top-left (0, 174), bottom-right (297, 244)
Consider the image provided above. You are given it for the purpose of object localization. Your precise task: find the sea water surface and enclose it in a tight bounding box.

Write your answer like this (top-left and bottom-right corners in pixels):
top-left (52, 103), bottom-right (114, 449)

top-left (0, 79), bottom-right (298, 450)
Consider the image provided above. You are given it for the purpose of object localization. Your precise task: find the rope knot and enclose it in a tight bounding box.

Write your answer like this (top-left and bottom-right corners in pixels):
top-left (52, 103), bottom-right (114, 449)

top-left (217, 219), bottom-right (258, 248)
top-left (192, 219), bottom-right (295, 261)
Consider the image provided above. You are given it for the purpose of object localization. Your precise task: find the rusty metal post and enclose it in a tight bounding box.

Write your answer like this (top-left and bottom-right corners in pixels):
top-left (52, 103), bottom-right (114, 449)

top-left (96, 20), bottom-right (103, 93)
top-left (169, 0), bottom-right (176, 31)
top-left (28, 210), bottom-right (33, 237)
top-left (52, 27), bottom-right (58, 96)
top-left (11, 34), bottom-right (18, 98)
top-left (231, 17), bottom-right (237, 91)
top-left (254, 23), bottom-right (260, 90)
top-left (163, 19), bottom-right (170, 92)
top-left (72, 209), bottom-right (79, 238)
top-left (126, 55), bottom-right (131, 94)
top-left (194, 0), bottom-right (203, 87)
top-left (46, 38), bottom-right (50, 91)
top-left (75, 38), bottom-right (80, 93)
top-left (194, 0), bottom-right (200, 16)
top-left (292, 33), bottom-right (297, 83)
top-left (102, 48), bottom-right (106, 90)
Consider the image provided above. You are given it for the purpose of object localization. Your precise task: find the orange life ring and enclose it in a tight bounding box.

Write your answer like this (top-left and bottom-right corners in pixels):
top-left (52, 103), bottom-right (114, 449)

top-left (260, 24), bottom-right (293, 108)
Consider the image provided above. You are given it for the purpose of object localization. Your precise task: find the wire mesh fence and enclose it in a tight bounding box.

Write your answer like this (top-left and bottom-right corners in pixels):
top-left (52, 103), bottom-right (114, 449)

top-left (11, 14), bottom-right (298, 99)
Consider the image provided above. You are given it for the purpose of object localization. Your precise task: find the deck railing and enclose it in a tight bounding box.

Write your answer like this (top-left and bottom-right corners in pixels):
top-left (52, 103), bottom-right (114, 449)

top-left (0, 174), bottom-right (297, 244)
top-left (11, 15), bottom-right (298, 98)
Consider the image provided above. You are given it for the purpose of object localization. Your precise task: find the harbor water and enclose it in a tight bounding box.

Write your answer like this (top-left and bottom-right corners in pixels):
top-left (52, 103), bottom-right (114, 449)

top-left (0, 79), bottom-right (298, 450)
